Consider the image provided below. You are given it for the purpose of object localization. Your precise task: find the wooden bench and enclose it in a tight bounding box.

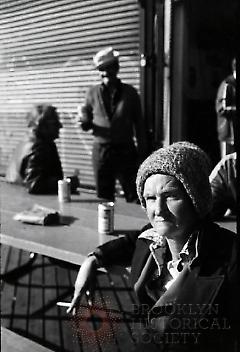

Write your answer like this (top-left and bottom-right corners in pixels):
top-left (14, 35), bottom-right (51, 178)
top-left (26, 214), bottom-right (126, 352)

top-left (1, 327), bottom-right (53, 352)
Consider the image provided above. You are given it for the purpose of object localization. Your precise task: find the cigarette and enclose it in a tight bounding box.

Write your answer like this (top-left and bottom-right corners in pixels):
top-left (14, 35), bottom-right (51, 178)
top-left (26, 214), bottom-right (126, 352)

top-left (57, 291), bottom-right (92, 308)
top-left (57, 301), bottom-right (71, 307)
top-left (85, 290), bottom-right (93, 307)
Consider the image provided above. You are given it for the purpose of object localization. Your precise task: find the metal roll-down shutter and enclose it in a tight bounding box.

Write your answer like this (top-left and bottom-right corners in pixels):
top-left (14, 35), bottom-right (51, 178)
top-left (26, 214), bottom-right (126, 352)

top-left (0, 0), bottom-right (141, 187)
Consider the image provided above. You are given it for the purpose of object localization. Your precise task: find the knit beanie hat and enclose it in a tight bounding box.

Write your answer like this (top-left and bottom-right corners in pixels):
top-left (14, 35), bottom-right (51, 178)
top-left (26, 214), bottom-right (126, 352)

top-left (136, 141), bottom-right (213, 218)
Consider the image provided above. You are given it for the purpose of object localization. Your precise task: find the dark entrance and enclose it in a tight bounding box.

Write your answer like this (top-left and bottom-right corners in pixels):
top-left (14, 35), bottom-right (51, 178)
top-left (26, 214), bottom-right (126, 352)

top-left (139, 0), bottom-right (238, 165)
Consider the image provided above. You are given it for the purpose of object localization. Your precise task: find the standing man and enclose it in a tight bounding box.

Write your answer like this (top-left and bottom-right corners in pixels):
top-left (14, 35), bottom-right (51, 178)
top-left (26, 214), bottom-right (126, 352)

top-left (79, 47), bottom-right (147, 202)
top-left (215, 57), bottom-right (236, 158)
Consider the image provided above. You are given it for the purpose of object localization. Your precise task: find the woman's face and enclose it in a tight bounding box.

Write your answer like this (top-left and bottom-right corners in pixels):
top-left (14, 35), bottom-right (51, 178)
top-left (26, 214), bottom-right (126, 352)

top-left (143, 174), bottom-right (198, 242)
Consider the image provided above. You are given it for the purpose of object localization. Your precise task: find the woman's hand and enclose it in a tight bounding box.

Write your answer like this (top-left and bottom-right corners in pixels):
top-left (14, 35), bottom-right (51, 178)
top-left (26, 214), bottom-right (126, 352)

top-left (66, 255), bottom-right (98, 315)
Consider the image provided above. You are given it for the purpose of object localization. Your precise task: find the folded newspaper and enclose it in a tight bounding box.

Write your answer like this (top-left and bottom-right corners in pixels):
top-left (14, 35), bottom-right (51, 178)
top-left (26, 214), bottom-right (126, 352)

top-left (14, 204), bottom-right (60, 226)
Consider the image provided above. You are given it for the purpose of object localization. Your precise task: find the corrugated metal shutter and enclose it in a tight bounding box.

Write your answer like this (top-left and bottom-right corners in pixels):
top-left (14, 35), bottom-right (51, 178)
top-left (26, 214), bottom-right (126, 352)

top-left (0, 0), bottom-right (141, 187)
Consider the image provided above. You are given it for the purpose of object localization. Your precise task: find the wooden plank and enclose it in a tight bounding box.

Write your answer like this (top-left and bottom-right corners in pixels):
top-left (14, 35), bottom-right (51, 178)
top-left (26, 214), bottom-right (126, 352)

top-left (41, 262), bottom-right (61, 350)
top-left (1, 246), bottom-right (18, 327)
top-left (10, 250), bottom-right (31, 334)
top-left (27, 255), bottom-right (44, 340)
top-left (59, 267), bottom-right (82, 352)
top-left (0, 233), bottom-right (86, 267)
top-left (1, 327), bottom-right (53, 352)
top-left (1, 247), bottom-right (141, 352)
top-left (0, 245), bottom-right (11, 274)
top-left (1, 251), bottom-right (81, 351)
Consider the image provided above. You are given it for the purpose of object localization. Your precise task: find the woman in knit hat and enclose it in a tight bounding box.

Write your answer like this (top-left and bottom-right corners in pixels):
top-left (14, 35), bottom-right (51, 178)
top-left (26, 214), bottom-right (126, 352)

top-left (68, 141), bottom-right (239, 351)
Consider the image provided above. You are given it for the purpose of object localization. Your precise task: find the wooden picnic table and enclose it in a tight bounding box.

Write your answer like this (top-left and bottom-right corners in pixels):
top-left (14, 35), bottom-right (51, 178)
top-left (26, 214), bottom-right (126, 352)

top-left (1, 326), bottom-right (54, 352)
top-left (0, 181), bottom-right (150, 351)
top-left (0, 181), bottom-right (148, 266)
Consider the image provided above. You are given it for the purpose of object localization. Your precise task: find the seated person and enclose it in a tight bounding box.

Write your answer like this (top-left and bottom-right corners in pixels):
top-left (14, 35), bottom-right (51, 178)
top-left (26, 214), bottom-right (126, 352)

top-left (67, 142), bottom-right (239, 352)
top-left (209, 152), bottom-right (237, 219)
top-left (6, 104), bottom-right (79, 194)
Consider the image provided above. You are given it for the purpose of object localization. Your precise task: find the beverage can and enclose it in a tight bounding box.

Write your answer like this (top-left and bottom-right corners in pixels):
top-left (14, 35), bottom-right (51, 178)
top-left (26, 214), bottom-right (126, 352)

top-left (98, 202), bottom-right (114, 235)
top-left (58, 179), bottom-right (71, 202)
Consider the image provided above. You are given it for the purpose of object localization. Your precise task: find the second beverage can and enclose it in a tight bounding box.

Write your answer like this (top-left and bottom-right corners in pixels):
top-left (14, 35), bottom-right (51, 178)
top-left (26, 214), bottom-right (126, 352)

top-left (58, 178), bottom-right (71, 202)
top-left (98, 202), bottom-right (114, 235)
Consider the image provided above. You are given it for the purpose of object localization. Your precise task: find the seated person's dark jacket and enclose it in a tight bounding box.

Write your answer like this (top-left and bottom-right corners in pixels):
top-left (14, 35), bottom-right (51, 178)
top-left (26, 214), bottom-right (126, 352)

top-left (93, 221), bottom-right (240, 352)
top-left (6, 136), bottom-right (63, 194)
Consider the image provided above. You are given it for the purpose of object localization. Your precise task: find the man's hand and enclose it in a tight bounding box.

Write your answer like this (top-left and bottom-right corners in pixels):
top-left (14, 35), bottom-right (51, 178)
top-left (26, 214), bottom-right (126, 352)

top-left (68, 175), bottom-right (80, 193)
top-left (67, 255), bottom-right (98, 315)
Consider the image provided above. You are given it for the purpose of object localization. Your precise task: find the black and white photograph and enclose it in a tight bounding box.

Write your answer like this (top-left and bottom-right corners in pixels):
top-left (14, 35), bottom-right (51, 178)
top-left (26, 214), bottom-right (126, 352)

top-left (0, 1), bottom-right (239, 351)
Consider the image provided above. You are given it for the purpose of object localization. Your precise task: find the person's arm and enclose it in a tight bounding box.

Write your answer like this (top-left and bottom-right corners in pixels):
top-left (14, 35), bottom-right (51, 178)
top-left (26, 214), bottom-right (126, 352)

top-left (209, 157), bottom-right (235, 219)
top-left (210, 173), bottom-right (229, 219)
top-left (66, 254), bottom-right (98, 315)
top-left (67, 229), bottom-right (145, 315)
top-left (80, 88), bottom-right (94, 131)
top-left (216, 81), bottom-right (236, 119)
top-left (131, 87), bottom-right (148, 161)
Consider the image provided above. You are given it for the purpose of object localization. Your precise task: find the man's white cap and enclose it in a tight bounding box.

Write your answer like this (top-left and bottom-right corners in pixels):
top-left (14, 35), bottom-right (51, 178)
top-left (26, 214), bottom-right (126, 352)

top-left (93, 47), bottom-right (119, 70)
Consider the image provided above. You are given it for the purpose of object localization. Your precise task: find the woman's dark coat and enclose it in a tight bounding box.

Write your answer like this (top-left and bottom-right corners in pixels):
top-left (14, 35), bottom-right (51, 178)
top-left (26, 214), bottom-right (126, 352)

top-left (96, 221), bottom-right (240, 351)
